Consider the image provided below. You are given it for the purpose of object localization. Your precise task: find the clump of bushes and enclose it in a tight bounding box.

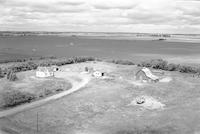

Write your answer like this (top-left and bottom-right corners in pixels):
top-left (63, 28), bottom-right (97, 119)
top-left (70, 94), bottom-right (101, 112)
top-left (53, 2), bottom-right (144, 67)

top-left (108, 59), bottom-right (135, 65)
top-left (166, 63), bottom-right (179, 71)
top-left (178, 65), bottom-right (197, 73)
top-left (44, 89), bottom-right (53, 96)
top-left (138, 59), bottom-right (200, 74)
top-left (0, 68), bottom-right (4, 78)
top-left (55, 88), bottom-right (64, 92)
top-left (3, 90), bottom-right (36, 107)
top-left (150, 59), bottom-right (168, 70)
top-left (6, 69), bottom-right (18, 81)
top-left (138, 59), bottom-right (168, 69)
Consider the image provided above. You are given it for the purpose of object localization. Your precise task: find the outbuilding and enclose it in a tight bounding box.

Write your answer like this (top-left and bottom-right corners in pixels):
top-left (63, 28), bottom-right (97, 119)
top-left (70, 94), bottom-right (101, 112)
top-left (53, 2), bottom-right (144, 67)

top-left (36, 67), bottom-right (54, 78)
top-left (93, 71), bottom-right (104, 78)
top-left (135, 67), bottom-right (159, 82)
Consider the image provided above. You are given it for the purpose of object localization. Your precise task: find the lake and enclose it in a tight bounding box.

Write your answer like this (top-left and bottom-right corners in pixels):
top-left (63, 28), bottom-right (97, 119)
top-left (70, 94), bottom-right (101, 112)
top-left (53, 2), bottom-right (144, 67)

top-left (0, 36), bottom-right (200, 64)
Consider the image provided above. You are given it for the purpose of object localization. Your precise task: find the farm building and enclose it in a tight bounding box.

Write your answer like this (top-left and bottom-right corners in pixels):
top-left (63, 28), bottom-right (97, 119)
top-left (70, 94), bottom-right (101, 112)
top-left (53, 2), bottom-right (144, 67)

top-left (36, 66), bottom-right (59, 78)
top-left (135, 67), bottom-right (159, 82)
top-left (52, 65), bottom-right (60, 72)
top-left (93, 71), bottom-right (105, 78)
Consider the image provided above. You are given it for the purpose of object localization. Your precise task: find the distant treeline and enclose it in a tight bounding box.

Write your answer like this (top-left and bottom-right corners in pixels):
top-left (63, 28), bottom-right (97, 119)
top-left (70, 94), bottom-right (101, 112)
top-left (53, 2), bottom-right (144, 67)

top-left (0, 55), bottom-right (57, 64)
top-left (0, 56), bottom-right (200, 79)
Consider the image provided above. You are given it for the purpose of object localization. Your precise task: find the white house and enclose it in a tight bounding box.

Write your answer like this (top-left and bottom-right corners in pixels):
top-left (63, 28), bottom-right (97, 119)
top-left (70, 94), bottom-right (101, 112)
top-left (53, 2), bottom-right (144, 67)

top-left (36, 67), bottom-right (54, 78)
top-left (93, 71), bottom-right (104, 78)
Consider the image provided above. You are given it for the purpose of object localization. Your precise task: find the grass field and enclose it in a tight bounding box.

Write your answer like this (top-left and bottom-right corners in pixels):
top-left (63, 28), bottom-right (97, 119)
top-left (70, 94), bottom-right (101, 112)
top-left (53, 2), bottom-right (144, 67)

top-left (0, 70), bottom-right (71, 109)
top-left (0, 62), bottom-right (200, 134)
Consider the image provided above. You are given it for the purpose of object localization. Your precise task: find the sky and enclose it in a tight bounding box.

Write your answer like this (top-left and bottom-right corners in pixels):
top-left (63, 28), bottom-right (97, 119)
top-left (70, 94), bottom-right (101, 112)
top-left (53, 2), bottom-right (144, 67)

top-left (0, 0), bottom-right (200, 34)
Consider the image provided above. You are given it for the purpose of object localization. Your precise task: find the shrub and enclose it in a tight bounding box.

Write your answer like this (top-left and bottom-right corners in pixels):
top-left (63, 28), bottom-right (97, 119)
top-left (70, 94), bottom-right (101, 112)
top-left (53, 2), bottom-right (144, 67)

top-left (85, 67), bottom-right (89, 72)
top-left (110, 60), bottom-right (135, 65)
top-left (3, 90), bottom-right (36, 107)
top-left (178, 65), bottom-right (197, 73)
top-left (138, 60), bottom-right (152, 67)
top-left (55, 88), bottom-right (64, 92)
top-left (44, 89), bottom-right (53, 96)
top-left (0, 68), bottom-right (4, 78)
top-left (107, 59), bottom-right (135, 65)
top-left (6, 69), bottom-right (18, 81)
top-left (150, 59), bottom-right (168, 70)
top-left (166, 63), bottom-right (179, 71)
top-left (137, 59), bottom-right (200, 74)
top-left (70, 56), bottom-right (96, 63)
top-left (138, 59), bottom-right (168, 70)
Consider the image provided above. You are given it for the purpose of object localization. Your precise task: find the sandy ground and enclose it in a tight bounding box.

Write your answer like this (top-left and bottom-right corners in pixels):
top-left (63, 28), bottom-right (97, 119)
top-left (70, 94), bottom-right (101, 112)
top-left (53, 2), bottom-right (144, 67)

top-left (1, 62), bottom-right (200, 134)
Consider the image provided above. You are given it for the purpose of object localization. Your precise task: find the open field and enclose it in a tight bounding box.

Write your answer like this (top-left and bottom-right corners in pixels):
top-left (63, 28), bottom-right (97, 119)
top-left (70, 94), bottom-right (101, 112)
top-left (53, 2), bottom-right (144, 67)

top-left (1, 36), bottom-right (200, 65)
top-left (0, 70), bottom-right (72, 109)
top-left (1, 61), bottom-right (200, 134)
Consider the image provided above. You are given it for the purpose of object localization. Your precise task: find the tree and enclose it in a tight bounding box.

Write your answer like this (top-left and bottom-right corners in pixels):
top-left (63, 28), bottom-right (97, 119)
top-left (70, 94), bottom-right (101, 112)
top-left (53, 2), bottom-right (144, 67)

top-left (6, 69), bottom-right (18, 81)
top-left (0, 68), bottom-right (4, 78)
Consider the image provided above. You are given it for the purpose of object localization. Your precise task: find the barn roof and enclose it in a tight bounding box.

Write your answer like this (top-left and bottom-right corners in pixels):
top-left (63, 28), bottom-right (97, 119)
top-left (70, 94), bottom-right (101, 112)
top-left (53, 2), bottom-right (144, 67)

top-left (141, 67), bottom-right (159, 80)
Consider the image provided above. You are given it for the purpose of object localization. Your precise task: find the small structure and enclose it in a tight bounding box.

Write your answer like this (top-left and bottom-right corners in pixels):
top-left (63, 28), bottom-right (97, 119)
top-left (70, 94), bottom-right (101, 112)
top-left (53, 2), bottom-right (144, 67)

top-left (36, 67), bottom-right (55, 78)
top-left (136, 96), bottom-right (145, 104)
top-left (93, 71), bottom-right (104, 78)
top-left (84, 67), bottom-right (93, 73)
top-left (52, 65), bottom-right (60, 72)
top-left (135, 67), bottom-right (159, 82)
top-left (129, 96), bottom-right (165, 110)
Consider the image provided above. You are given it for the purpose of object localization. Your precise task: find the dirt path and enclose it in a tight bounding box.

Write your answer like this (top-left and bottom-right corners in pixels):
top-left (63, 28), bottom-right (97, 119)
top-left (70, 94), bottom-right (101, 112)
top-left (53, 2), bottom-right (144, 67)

top-left (0, 72), bottom-right (91, 118)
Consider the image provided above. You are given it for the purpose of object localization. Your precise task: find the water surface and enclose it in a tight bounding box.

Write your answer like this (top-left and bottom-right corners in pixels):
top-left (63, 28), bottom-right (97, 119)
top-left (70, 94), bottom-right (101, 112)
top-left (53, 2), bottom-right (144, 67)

top-left (0, 36), bottom-right (200, 64)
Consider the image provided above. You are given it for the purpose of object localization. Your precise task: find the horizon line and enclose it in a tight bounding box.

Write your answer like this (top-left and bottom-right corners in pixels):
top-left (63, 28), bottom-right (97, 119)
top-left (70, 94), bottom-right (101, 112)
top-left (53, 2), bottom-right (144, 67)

top-left (0, 31), bottom-right (200, 35)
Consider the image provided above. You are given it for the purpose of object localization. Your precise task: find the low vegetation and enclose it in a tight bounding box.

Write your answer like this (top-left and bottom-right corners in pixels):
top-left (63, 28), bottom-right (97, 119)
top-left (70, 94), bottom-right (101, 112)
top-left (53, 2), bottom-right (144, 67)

top-left (6, 69), bottom-right (18, 81)
top-left (0, 68), bottom-right (4, 78)
top-left (0, 55), bottom-right (57, 64)
top-left (108, 59), bottom-right (135, 65)
top-left (138, 59), bottom-right (200, 74)
top-left (106, 58), bottom-right (200, 74)
top-left (2, 90), bottom-right (36, 107)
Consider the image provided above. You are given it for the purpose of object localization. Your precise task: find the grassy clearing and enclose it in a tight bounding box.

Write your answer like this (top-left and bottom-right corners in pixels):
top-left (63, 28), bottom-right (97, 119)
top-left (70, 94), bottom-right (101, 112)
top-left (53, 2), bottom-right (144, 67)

top-left (0, 70), bottom-right (71, 109)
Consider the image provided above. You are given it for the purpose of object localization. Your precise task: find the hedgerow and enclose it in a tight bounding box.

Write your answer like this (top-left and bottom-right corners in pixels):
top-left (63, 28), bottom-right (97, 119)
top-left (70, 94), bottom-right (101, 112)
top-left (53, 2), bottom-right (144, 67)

top-left (3, 90), bottom-right (36, 107)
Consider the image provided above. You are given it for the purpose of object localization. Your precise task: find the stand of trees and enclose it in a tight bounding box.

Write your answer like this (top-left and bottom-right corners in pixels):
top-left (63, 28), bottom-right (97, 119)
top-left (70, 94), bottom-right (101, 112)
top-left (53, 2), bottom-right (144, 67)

top-left (3, 90), bottom-right (36, 107)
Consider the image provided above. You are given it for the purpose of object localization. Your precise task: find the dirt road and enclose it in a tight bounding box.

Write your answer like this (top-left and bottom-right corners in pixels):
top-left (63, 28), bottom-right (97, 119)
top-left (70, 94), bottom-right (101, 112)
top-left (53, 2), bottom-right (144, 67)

top-left (0, 72), bottom-right (91, 118)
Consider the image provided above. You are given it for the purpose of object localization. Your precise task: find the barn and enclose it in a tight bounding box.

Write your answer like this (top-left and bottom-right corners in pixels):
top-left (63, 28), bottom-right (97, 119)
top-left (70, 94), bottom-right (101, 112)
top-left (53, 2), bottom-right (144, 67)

top-left (135, 67), bottom-right (159, 82)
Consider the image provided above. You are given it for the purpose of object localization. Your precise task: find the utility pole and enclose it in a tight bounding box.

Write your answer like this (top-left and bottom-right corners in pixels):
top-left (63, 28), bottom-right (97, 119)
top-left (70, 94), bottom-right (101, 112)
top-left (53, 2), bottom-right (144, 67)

top-left (37, 112), bottom-right (39, 133)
